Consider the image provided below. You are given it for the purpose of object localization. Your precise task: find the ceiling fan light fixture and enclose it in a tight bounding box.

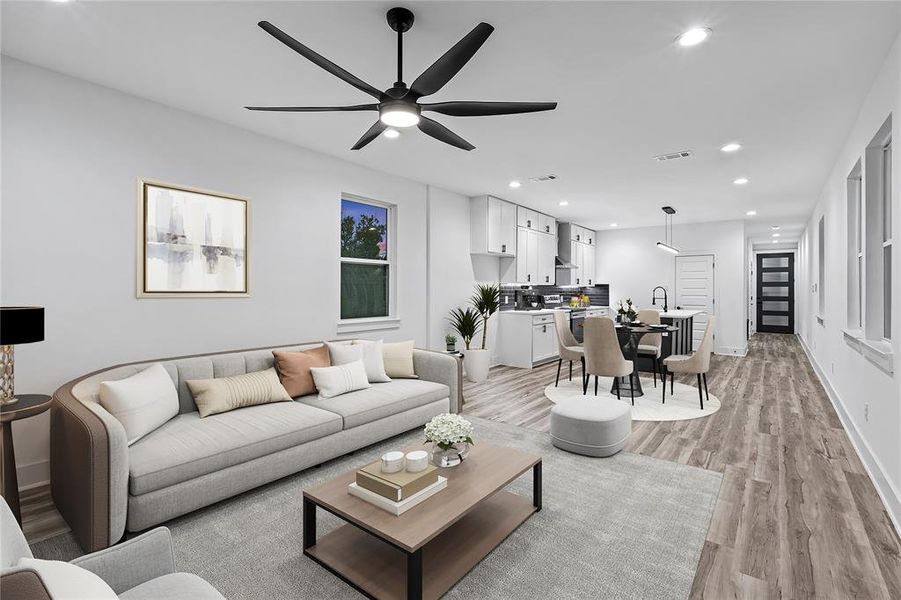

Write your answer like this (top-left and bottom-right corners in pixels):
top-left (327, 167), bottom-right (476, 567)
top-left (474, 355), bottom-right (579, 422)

top-left (379, 102), bottom-right (421, 128)
top-left (383, 128), bottom-right (400, 139)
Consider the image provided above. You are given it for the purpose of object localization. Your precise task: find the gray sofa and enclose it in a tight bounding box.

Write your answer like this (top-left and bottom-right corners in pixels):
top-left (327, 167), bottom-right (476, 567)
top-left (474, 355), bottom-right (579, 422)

top-left (0, 497), bottom-right (224, 600)
top-left (51, 342), bottom-right (462, 552)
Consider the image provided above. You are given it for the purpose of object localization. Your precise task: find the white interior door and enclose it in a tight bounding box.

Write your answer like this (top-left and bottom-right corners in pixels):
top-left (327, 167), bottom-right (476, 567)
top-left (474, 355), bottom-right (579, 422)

top-left (675, 254), bottom-right (714, 351)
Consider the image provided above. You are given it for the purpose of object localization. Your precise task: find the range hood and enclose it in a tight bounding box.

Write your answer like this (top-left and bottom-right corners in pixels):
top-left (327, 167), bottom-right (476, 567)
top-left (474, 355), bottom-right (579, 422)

top-left (555, 256), bottom-right (578, 270)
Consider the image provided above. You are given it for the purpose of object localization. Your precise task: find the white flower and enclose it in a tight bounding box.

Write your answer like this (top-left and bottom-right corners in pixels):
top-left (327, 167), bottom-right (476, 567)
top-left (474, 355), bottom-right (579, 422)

top-left (424, 414), bottom-right (474, 447)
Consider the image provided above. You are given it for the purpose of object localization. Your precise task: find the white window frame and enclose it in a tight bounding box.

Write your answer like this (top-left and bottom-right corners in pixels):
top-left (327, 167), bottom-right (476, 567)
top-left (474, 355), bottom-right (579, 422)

top-left (847, 160), bottom-right (863, 331)
top-left (337, 194), bottom-right (399, 332)
top-left (881, 137), bottom-right (892, 341)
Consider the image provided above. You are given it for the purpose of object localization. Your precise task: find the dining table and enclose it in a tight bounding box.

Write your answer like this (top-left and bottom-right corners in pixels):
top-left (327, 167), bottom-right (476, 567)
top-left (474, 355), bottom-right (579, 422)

top-left (611, 323), bottom-right (679, 398)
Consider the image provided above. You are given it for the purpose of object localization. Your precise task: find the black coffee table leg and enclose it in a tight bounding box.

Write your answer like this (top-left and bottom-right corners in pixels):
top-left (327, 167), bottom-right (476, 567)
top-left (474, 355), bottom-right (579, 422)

top-left (407, 549), bottom-right (423, 600)
top-left (533, 462), bottom-right (542, 511)
top-left (302, 496), bottom-right (316, 550)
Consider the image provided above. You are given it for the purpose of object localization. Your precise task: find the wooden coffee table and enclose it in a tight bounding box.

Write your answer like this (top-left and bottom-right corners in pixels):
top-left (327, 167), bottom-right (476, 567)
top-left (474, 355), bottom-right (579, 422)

top-left (302, 443), bottom-right (542, 600)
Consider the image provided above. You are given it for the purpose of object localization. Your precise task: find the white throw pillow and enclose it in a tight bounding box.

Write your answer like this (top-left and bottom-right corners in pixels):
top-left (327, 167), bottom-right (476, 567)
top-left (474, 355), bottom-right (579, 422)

top-left (17, 557), bottom-right (117, 599)
top-left (328, 340), bottom-right (391, 383)
top-left (310, 360), bottom-right (371, 398)
top-left (99, 363), bottom-right (179, 445)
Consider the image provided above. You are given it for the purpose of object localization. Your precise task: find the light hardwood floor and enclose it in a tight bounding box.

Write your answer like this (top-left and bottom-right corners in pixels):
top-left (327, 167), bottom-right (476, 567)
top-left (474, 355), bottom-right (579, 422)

top-left (17, 334), bottom-right (901, 598)
top-left (463, 333), bottom-right (901, 599)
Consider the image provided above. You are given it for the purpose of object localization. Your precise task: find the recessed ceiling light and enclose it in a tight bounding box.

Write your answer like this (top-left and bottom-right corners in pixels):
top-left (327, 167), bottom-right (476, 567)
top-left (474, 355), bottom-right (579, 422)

top-left (771, 225), bottom-right (780, 230)
top-left (733, 177), bottom-right (749, 185)
top-left (558, 200), bottom-right (568, 206)
top-left (721, 143), bottom-right (742, 153)
top-left (676, 27), bottom-right (712, 47)
top-left (609, 223), bottom-right (618, 227)
top-left (383, 128), bottom-right (400, 139)
top-left (772, 233), bottom-right (781, 237)
top-left (772, 240), bottom-right (778, 244)
top-left (509, 180), bottom-right (521, 189)
top-left (746, 210), bottom-right (757, 216)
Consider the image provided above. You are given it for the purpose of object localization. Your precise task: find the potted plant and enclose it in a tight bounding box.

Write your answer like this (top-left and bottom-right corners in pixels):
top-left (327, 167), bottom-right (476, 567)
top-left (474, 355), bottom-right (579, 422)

top-left (445, 333), bottom-right (457, 352)
top-left (424, 413), bottom-right (474, 467)
top-left (616, 298), bottom-right (638, 324)
top-left (466, 283), bottom-right (499, 382)
top-left (447, 306), bottom-right (486, 382)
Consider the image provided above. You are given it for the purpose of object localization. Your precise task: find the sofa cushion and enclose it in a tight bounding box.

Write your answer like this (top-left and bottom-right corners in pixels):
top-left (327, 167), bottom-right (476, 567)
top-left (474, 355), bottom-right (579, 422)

top-left (300, 379), bottom-right (449, 429)
top-left (128, 402), bottom-right (342, 495)
top-left (186, 368), bottom-right (292, 418)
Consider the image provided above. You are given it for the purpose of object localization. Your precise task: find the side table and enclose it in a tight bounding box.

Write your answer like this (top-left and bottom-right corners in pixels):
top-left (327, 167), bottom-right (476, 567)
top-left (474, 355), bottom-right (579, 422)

top-left (1, 394), bottom-right (52, 523)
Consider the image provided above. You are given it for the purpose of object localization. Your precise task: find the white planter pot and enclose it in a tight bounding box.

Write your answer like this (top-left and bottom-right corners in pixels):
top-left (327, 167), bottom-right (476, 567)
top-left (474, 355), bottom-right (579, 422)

top-left (463, 349), bottom-right (490, 383)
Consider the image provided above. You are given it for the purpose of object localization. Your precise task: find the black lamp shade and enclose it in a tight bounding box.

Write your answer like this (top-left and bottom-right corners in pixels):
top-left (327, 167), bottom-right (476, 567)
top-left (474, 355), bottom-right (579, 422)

top-left (0, 306), bottom-right (44, 345)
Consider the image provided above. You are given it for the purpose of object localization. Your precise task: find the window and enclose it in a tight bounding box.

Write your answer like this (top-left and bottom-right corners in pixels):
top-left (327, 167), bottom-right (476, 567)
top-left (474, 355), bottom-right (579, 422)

top-left (847, 160), bottom-right (863, 329)
top-left (863, 114), bottom-right (892, 343)
top-left (339, 197), bottom-right (394, 320)
top-left (882, 138), bottom-right (892, 339)
top-left (818, 216), bottom-right (825, 320)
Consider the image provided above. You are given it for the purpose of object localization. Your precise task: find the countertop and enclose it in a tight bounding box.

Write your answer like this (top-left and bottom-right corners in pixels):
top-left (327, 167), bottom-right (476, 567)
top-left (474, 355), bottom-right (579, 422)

top-left (501, 306), bottom-right (609, 316)
top-left (657, 309), bottom-right (704, 319)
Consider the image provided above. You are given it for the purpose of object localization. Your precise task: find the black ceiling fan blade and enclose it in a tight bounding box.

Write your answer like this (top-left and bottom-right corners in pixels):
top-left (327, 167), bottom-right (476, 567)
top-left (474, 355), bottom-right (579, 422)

top-left (410, 22), bottom-right (494, 98)
top-left (351, 121), bottom-right (388, 150)
top-left (258, 21), bottom-right (383, 100)
top-left (417, 116), bottom-right (475, 151)
top-left (421, 101), bottom-right (557, 117)
top-left (245, 104), bottom-right (378, 112)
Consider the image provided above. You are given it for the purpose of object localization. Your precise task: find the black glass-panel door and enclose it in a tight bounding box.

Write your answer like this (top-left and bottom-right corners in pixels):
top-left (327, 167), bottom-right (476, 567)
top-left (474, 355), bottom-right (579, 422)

top-left (756, 253), bottom-right (795, 334)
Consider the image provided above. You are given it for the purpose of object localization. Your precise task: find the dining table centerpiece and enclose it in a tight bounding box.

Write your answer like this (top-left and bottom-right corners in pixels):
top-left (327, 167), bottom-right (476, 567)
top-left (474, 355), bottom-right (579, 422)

top-left (616, 298), bottom-right (638, 324)
top-left (424, 413), bottom-right (475, 468)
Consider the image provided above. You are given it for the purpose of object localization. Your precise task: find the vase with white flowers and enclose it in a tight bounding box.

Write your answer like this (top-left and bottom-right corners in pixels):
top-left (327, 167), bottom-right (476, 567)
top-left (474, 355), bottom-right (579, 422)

top-left (616, 298), bottom-right (638, 324)
top-left (424, 413), bottom-right (475, 468)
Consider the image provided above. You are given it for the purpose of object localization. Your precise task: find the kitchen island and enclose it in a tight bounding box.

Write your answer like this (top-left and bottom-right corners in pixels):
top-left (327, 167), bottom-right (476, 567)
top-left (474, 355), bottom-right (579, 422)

top-left (658, 309), bottom-right (704, 355)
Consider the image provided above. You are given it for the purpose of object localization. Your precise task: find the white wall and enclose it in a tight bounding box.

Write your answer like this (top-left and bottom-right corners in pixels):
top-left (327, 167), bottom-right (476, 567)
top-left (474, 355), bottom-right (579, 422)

top-left (0, 57), bottom-right (476, 487)
top-left (796, 32), bottom-right (901, 529)
top-left (594, 220), bottom-right (748, 356)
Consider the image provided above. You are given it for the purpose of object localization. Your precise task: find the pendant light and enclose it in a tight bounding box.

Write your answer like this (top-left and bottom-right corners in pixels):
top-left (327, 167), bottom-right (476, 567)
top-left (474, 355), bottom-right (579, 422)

top-left (656, 206), bottom-right (680, 254)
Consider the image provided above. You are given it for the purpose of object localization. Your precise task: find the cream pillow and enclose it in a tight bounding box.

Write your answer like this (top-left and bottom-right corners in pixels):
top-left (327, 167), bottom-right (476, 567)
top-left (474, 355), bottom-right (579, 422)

top-left (328, 340), bottom-right (391, 383)
top-left (99, 363), bottom-right (179, 445)
top-left (186, 368), bottom-right (292, 418)
top-left (17, 557), bottom-right (117, 599)
top-left (383, 340), bottom-right (417, 378)
top-left (310, 360), bottom-right (370, 398)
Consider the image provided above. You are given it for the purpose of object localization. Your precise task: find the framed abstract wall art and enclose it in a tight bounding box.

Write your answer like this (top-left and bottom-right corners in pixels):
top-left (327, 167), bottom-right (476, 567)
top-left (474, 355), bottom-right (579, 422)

top-left (137, 179), bottom-right (249, 297)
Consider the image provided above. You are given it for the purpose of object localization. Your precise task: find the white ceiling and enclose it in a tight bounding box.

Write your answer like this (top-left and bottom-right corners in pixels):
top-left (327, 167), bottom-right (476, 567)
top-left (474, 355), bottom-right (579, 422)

top-left (3, 1), bottom-right (899, 244)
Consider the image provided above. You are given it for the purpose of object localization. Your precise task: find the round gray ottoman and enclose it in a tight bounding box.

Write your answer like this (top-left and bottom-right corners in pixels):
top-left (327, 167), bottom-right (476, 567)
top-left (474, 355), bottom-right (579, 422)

top-left (550, 398), bottom-right (632, 457)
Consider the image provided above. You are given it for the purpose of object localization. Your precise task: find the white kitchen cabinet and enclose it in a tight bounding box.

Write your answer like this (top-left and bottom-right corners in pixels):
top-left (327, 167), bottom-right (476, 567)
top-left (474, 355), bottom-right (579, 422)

top-left (538, 232), bottom-right (556, 284)
top-left (532, 320), bottom-right (558, 363)
top-left (582, 244), bottom-right (595, 285)
top-left (517, 206), bottom-right (539, 230)
top-left (538, 213), bottom-right (556, 235)
top-left (511, 228), bottom-right (540, 284)
top-left (557, 222), bottom-right (598, 286)
top-left (498, 312), bottom-right (559, 368)
top-left (471, 195), bottom-right (516, 256)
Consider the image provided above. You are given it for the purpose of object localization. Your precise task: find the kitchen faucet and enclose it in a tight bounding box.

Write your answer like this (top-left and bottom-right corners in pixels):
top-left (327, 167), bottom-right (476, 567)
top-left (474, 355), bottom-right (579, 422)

top-left (652, 286), bottom-right (668, 312)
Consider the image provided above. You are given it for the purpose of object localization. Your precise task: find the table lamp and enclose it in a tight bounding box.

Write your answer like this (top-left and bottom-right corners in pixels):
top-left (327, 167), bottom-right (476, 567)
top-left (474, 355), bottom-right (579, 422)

top-left (0, 306), bottom-right (44, 406)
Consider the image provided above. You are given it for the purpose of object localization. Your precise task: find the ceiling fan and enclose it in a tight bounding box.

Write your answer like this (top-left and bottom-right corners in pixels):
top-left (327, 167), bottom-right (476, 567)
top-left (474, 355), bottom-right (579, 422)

top-left (246, 7), bottom-right (557, 151)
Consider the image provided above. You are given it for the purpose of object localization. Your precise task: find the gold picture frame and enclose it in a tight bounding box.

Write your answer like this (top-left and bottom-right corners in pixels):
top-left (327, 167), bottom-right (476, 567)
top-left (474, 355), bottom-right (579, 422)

top-left (136, 178), bottom-right (250, 298)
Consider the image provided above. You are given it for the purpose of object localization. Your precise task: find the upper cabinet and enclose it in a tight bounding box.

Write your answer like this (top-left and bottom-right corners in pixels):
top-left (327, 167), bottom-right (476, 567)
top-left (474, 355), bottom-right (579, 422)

top-left (538, 213), bottom-right (556, 235)
top-left (557, 222), bottom-right (597, 286)
top-left (471, 195), bottom-right (516, 256)
top-left (516, 206), bottom-right (539, 230)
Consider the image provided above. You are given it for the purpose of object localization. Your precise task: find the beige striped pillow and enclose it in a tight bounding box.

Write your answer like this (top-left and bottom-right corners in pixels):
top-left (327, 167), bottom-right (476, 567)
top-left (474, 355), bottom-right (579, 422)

top-left (186, 368), bottom-right (292, 418)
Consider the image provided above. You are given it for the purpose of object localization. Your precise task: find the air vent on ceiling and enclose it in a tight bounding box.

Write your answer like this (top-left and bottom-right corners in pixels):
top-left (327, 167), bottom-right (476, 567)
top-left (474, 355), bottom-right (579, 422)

top-left (528, 174), bottom-right (559, 183)
top-left (653, 150), bottom-right (693, 162)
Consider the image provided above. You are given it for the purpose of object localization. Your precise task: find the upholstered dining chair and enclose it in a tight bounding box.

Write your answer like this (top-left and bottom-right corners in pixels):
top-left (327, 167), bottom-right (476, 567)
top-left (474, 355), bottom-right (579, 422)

top-left (553, 310), bottom-right (585, 387)
top-left (662, 316), bottom-right (716, 409)
top-left (636, 308), bottom-right (663, 387)
top-left (583, 317), bottom-right (635, 403)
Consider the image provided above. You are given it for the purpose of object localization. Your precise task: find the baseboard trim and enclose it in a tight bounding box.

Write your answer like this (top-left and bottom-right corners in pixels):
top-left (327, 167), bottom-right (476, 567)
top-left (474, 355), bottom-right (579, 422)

top-left (17, 459), bottom-right (50, 491)
top-left (797, 333), bottom-right (901, 537)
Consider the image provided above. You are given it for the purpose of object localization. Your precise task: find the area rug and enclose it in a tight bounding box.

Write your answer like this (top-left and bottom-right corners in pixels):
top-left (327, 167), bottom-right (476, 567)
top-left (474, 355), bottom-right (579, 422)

top-left (32, 417), bottom-right (722, 599)
top-left (545, 376), bottom-right (721, 421)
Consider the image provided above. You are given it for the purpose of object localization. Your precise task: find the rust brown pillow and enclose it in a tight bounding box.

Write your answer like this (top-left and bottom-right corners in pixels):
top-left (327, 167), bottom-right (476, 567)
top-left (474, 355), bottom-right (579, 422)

top-left (273, 346), bottom-right (331, 397)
